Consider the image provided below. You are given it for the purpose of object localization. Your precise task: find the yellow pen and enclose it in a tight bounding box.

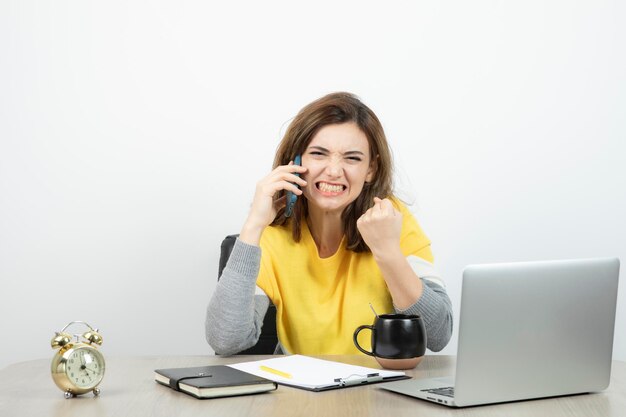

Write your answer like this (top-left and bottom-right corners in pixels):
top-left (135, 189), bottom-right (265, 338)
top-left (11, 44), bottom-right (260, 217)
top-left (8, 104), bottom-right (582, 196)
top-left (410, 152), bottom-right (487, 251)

top-left (260, 365), bottom-right (292, 379)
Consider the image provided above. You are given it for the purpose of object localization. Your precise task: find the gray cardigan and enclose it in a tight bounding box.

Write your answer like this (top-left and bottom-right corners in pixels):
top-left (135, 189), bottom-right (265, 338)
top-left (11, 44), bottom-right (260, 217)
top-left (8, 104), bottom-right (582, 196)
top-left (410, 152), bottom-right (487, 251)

top-left (206, 239), bottom-right (453, 355)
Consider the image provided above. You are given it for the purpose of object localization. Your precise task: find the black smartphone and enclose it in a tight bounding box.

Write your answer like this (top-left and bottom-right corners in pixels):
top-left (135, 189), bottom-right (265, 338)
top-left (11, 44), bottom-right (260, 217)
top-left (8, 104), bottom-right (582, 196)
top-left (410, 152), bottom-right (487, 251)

top-left (284, 154), bottom-right (302, 218)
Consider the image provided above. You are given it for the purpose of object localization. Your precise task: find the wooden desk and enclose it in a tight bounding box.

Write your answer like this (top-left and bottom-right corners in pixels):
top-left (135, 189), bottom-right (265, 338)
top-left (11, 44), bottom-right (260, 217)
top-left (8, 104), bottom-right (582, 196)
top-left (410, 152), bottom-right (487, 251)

top-left (1, 355), bottom-right (625, 416)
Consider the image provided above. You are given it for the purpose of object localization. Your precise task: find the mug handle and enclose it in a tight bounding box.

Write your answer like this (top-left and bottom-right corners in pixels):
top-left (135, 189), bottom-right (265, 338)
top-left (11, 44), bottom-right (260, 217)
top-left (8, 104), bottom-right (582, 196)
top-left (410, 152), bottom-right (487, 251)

top-left (353, 325), bottom-right (374, 356)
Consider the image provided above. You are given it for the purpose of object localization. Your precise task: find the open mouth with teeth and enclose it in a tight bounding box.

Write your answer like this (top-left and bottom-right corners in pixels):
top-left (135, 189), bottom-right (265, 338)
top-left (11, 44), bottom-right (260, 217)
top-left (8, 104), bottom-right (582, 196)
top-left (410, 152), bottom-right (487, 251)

top-left (316, 181), bottom-right (347, 195)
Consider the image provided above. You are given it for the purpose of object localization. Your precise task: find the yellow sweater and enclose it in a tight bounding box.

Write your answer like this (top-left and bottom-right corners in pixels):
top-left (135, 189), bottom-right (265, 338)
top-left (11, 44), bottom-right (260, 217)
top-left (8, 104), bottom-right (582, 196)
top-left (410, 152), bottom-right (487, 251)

top-left (256, 199), bottom-right (433, 354)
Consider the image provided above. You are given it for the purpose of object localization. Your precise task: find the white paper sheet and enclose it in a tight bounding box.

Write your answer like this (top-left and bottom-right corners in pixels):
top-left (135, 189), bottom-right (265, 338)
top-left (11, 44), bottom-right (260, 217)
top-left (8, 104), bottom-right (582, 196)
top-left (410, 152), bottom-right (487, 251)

top-left (228, 355), bottom-right (406, 391)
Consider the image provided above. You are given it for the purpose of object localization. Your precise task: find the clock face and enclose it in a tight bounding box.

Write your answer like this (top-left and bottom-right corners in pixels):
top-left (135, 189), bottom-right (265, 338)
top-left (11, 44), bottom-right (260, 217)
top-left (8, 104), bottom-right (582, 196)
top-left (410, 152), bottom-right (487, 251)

top-left (65, 347), bottom-right (105, 389)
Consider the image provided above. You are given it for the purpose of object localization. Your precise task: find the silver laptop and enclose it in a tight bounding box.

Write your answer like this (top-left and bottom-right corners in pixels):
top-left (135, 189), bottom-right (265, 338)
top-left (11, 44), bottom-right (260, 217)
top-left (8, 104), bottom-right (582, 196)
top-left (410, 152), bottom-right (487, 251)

top-left (381, 257), bottom-right (620, 407)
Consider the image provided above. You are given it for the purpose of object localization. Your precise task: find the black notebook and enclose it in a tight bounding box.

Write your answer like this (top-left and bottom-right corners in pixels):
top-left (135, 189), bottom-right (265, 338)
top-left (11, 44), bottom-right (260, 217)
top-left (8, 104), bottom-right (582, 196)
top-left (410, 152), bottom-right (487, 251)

top-left (154, 365), bottom-right (277, 399)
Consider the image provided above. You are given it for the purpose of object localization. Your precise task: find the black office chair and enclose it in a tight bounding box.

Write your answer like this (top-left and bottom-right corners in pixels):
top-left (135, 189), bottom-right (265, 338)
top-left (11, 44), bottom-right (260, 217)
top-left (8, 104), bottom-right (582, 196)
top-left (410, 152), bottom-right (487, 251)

top-left (218, 234), bottom-right (278, 354)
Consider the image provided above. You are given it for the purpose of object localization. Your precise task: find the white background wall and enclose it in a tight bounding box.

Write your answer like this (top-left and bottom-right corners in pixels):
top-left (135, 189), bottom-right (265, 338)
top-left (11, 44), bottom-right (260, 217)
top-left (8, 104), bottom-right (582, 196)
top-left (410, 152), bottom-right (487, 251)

top-left (1, 1), bottom-right (625, 370)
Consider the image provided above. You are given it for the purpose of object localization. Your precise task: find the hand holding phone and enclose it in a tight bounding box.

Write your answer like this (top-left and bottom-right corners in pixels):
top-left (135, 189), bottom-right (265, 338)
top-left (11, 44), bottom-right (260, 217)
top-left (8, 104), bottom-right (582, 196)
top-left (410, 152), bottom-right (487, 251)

top-left (284, 155), bottom-right (302, 218)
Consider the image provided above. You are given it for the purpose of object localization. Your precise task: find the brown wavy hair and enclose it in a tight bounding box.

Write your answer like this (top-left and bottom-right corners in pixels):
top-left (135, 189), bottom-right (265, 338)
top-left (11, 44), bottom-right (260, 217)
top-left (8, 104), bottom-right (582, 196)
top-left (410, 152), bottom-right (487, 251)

top-left (270, 92), bottom-right (394, 252)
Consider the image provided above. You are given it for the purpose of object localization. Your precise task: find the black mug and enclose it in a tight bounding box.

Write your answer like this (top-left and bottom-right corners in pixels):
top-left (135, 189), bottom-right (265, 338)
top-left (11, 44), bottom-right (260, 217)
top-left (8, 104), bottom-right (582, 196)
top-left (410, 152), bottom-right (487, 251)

top-left (353, 314), bottom-right (427, 370)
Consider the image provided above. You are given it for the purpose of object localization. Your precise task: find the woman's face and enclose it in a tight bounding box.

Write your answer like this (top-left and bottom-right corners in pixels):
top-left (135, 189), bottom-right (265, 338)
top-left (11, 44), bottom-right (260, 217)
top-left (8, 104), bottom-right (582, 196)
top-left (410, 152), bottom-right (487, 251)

top-left (301, 122), bottom-right (375, 215)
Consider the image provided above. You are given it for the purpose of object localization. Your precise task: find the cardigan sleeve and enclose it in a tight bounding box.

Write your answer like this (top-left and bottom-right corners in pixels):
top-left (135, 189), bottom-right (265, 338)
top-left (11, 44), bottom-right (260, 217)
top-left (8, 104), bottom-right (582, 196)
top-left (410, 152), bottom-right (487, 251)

top-left (205, 238), bottom-right (270, 355)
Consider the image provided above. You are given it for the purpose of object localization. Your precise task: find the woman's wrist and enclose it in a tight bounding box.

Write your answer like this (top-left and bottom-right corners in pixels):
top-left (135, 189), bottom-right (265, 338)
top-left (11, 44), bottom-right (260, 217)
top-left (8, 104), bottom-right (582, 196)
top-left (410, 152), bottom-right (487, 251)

top-left (370, 243), bottom-right (404, 264)
top-left (239, 218), bottom-right (266, 246)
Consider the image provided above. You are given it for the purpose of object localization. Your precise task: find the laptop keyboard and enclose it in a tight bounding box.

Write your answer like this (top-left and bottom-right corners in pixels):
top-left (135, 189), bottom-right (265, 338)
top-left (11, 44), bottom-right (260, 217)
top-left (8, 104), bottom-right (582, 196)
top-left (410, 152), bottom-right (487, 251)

top-left (422, 387), bottom-right (455, 398)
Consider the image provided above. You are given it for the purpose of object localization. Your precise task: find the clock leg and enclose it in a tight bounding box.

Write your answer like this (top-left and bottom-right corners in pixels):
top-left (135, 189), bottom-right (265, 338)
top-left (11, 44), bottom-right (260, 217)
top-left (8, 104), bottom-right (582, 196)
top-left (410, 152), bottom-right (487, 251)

top-left (64, 390), bottom-right (74, 399)
top-left (93, 387), bottom-right (101, 396)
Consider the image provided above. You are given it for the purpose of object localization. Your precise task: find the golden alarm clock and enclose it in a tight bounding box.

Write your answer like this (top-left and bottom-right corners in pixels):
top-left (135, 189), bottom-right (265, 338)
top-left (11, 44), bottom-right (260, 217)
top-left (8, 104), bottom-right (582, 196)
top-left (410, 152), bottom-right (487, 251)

top-left (50, 321), bottom-right (105, 399)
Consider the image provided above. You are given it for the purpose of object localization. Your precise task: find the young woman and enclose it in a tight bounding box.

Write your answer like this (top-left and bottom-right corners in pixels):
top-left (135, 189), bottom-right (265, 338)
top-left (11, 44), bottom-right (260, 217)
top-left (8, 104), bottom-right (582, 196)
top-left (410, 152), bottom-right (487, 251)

top-left (206, 92), bottom-right (452, 355)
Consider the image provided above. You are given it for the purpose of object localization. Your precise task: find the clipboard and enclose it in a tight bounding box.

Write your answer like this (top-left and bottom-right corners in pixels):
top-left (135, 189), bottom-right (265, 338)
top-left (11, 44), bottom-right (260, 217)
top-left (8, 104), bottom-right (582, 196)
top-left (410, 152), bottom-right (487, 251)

top-left (227, 355), bottom-right (410, 391)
